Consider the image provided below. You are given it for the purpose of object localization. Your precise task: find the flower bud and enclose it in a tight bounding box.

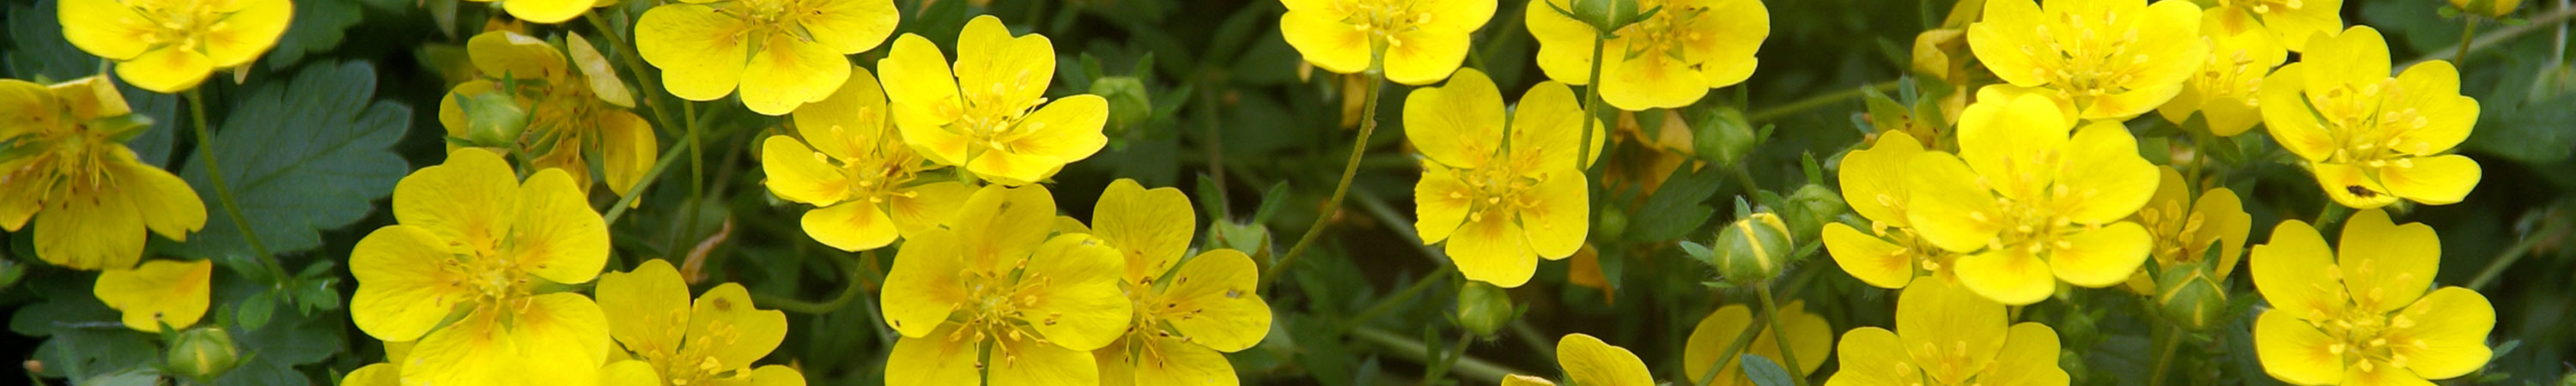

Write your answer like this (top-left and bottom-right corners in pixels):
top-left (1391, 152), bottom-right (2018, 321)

top-left (1091, 76), bottom-right (1152, 136)
top-left (1710, 213), bottom-right (1794, 283)
top-left (2451, 0), bottom-right (2519, 18)
top-left (2154, 262), bottom-right (2227, 330)
top-left (1595, 205), bottom-right (1628, 241)
top-left (1455, 282), bottom-right (1514, 336)
top-left (166, 327), bottom-right (239, 383)
top-left (1777, 184), bottom-right (1847, 243)
top-left (459, 92), bottom-right (529, 148)
top-left (1556, 0), bottom-right (1647, 35)
top-left (1693, 106), bottom-right (1757, 167)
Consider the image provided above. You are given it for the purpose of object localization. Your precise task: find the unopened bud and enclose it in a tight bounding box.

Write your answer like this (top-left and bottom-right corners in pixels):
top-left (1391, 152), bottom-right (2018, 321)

top-left (1711, 213), bottom-right (1794, 283)
top-left (459, 91), bottom-right (529, 148)
top-left (1778, 185), bottom-right (1847, 243)
top-left (167, 327), bottom-right (239, 383)
top-left (1595, 206), bottom-right (1628, 241)
top-left (1091, 76), bottom-right (1152, 136)
top-left (1455, 282), bottom-right (1515, 336)
top-left (1694, 106), bottom-right (1758, 166)
top-left (2154, 262), bottom-right (2228, 330)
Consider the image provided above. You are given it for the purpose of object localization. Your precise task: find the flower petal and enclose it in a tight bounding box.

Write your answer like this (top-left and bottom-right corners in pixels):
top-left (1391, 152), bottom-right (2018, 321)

top-left (1682, 305), bottom-right (1756, 385)
top-left (1525, 0), bottom-right (1595, 85)
top-left (468, 31), bottom-right (570, 81)
top-left (2389, 61), bottom-right (2476, 156)
top-left (1967, 0), bottom-right (2049, 87)
top-left (1558, 334), bottom-right (1654, 386)
top-left (1904, 152), bottom-right (2002, 253)
top-left (2381, 155), bottom-right (2479, 206)
top-left (999, 94), bottom-right (1109, 172)
top-left (567, 33), bottom-right (637, 108)
top-left (1382, 27), bottom-right (1473, 86)
top-left (887, 181), bottom-right (970, 237)
top-left (2386, 287), bottom-right (2494, 380)
top-left (110, 157), bottom-right (206, 240)
top-left (2250, 220), bottom-right (2347, 323)
top-left (1824, 328), bottom-right (1912, 386)
top-left (117, 47), bottom-right (215, 93)
top-left (1826, 223), bottom-right (1916, 289)
top-left (2336, 208), bottom-right (2440, 313)
top-left (1898, 277), bottom-right (2008, 383)
top-left (740, 36), bottom-right (853, 116)
top-left (503, 0), bottom-right (591, 23)
top-left (691, 283), bottom-right (789, 368)
top-left (350, 226), bottom-right (470, 341)
top-left (1520, 169), bottom-right (1589, 260)
top-left (2259, 65), bottom-right (2336, 161)
top-left (956, 15), bottom-right (1055, 106)
top-left (1162, 249), bottom-right (1272, 352)
top-left (2054, 121), bottom-right (2158, 224)
top-left (597, 111), bottom-right (658, 196)
top-left (761, 136), bottom-right (854, 205)
top-left (879, 36), bottom-right (968, 162)
top-left (1510, 81), bottom-right (1604, 169)
top-left (2048, 221), bottom-right (2152, 287)
top-left (33, 179), bottom-right (144, 270)
top-left (1416, 162), bottom-right (1473, 244)
top-left (1280, 10), bottom-right (1371, 75)
top-left (1956, 247), bottom-right (2054, 305)
top-left (510, 168), bottom-right (612, 285)
top-left (2315, 162), bottom-right (2398, 209)
top-left (1022, 235), bottom-right (1133, 351)
top-left (92, 259), bottom-right (214, 331)
top-left (1094, 178), bottom-right (1194, 282)
top-left (1404, 68), bottom-right (1505, 169)
top-left (1449, 208), bottom-right (1535, 287)
top-left (595, 259), bottom-right (690, 357)
top-left (1600, 54), bottom-right (1708, 110)
top-left (2302, 26), bottom-right (2389, 93)
top-left (58, 0), bottom-right (156, 60)
top-left (1131, 336), bottom-right (1239, 386)
top-left (1979, 323), bottom-right (2069, 386)
top-left (886, 329), bottom-right (981, 385)
top-left (792, 66), bottom-right (891, 160)
top-left (803, 202), bottom-right (900, 251)
top-left (884, 229), bottom-right (968, 337)
top-left (951, 185), bottom-right (1058, 272)
top-left (398, 148), bottom-right (522, 252)
top-left (989, 335), bottom-right (1100, 386)
top-left (637, 4), bottom-right (749, 101)
top-left (2254, 311), bottom-right (2347, 385)
top-left (602, 360), bottom-right (660, 386)
top-left (799, 0), bottom-right (901, 54)
top-left (2261, 0), bottom-right (2343, 51)
top-left (519, 293), bottom-right (614, 369)
top-left (1841, 135), bottom-right (1923, 227)
top-left (202, 0), bottom-right (292, 67)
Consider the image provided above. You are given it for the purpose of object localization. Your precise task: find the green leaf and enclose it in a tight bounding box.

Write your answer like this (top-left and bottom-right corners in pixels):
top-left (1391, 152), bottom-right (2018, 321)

top-left (173, 61), bottom-right (411, 260)
top-left (7, 271), bottom-right (160, 382)
top-left (76, 370), bottom-right (161, 386)
top-left (266, 0), bottom-right (361, 69)
top-left (236, 290), bottom-right (275, 331)
top-left (210, 269), bottom-right (347, 386)
top-left (1625, 166), bottom-right (1725, 242)
top-left (1740, 353), bottom-right (1795, 386)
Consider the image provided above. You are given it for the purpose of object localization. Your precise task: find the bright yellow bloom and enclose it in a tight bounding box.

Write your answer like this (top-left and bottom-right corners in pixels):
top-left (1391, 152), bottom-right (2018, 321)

top-left (596, 259), bottom-right (804, 386)
top-left (2260, 27), bottom-right (2481, 209)
top-left (439, 31), bottom-right (659, 196)
top-left (1968, 0), bottom-right (2206, 120)
top-left (350, 148), bottom-right (613, 386)
top-left (1827, 277), bottom-right (2068, 386)
top-left (1082, 179), bottom-right (1274, 386)
top-left (1279, 0), bottom-right (1494, 85)
top-left (468, 0), bottom-right (615, 24)
top-left (2156, 16), bottom-right (2286, 136)
top-left (0, 76), bottom-right (207, 270)
top-left (92, 258), bottom-right (215, 332)
top-left (2251, 209), bottom-right (2495, 386)
top-left (1528, 0), bottom-right (1770, 110)
top-left (2122, 166), bottom-right (2249, 293)
top-left (1503, 334), bottom-right (1656, 386)
top-left (880, 184), bottom-right (1132, 385)
top-left (879, 15), bottom-right (1109, 185)
top-left (1825, 135), bottom-right (1958, 289)
top-left (1682, 301), bottom-right (1832, 386)
top-left (1409, 69), bottom-right (1601, 287)
top-left (2200, 0), bottom-right (2342, 51)
top-left (58, 0), bottom-right (291, 93)
top-left (637, 0), bottom-right (899, 115)
top-left (1905, 91), bottom-right (2159, 305)
top-left (762, 65), bottom-right (970, 251)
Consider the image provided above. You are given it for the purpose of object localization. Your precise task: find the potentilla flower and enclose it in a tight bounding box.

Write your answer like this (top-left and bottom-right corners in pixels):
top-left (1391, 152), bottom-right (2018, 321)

top-left (2156, 16), bottom-right (2286, 136)
top-left (1682, 301), bottom-right (1832, 386)
top-left (1967, 0), bottom-right (2207, 120)
top-left (2251, 209), bottom-right (2495, 386)
top-left (1905, 90), bottom-right (2159, 305)
top-left (1526, 0), bottom-right (1771, 110)
top-left (349, 148), bottom-right (613, 386)
top-left (439, 31), bottom-right (659, 197)
top-left (1503, 334), bottom-right (1656, 386)
top-left (879, 184), bottom-right (1132, 385)
top-left (466, 0), bottom-right (614, 24)
top-left (636, 0), bottom-right (900, 115)
top-left (878, 15), bottom-right (1109, 185)
top-left (2122, 166), bottom-right (2250, 293)
top-left (1279, 0), bottom-right (1495, 85)
top-left (762, 65), bottom-right (969, 251)
top-left (1825, 134), bottom-right (1959, 289)
top-left (1827, 277), bottom-right (2069, 386)
top-left (92, 258), bottom-right (215, 332)
top-left (58, 0), bottom-right (292, 93)
top-left (1408, 69), bottom-right (1601, 287)
top-left (2200, 0), bottom-right (2342, 51)
top-left (1081, 179), bottom-right (1273, 386)
top-left (0, 76), bottom-right (207, 270)
top-left (595, 259), bottom-right (804, 386)
top-left (2259, 26), bottom-right (2482, 209)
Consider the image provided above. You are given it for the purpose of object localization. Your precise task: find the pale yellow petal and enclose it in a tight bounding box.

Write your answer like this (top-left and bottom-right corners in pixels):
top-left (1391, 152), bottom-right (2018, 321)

top-left (594, 259), bottom-right (690, 356)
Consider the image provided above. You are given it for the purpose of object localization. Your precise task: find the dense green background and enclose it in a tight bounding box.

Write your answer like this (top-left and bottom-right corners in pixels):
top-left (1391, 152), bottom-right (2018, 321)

top-left (2, 0), bottom-right (2572, 384)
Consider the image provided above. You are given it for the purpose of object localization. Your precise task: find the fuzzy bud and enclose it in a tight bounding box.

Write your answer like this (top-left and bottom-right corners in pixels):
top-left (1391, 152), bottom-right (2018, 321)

top-left (459, 92), bottom-right (529, 148)
top-left (1694, 106), bottom-right (1758, 166)
top-left (1454, 282), bottom-right (1515, 336)
top-left (1777, 184), bottom-right (1848, 243)
top-left (1091, 76), bottom-right (1152, 136)
top-left (1711, 213), bottom-right (1795, 283)
top-left (166, 327), bottom-right (239, 383)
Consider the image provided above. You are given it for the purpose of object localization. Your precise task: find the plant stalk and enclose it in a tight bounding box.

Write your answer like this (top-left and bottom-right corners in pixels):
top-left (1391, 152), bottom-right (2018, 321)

top-left (752, 250), bottom-right (876, 314)
top-left (185, 89), bottom-right (286, 281)
top-left (1259, 72), bottom-right (1384, 293)
top-left (1753, 284), bottom-right (1810, 386)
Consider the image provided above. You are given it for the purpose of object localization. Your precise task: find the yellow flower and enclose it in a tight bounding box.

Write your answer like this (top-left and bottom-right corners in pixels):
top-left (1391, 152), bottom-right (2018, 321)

top-left (1279, 0), bottom-right (1494, 85)
top-left (0, 76), bottom-right (207, 270)
top-left (1082, 179), bottom-right (1274, 386)
top-left (1825, 134), bottom-right (1959, 289)
top-left (2250, 209), bottom-right (2494, 386)
top-left (2156, 16), bottom-right (2286, 136)
top-left (58, 0), bottom-right (292, 93)
top-left (880, 184), bottom-right (1132, 385)
top-left (2201, 0), bottom-right (2342, 51)
top-left (2259, 27), bottom-right (2481, 209)
top-left (1682, 301), bottom-right (1832, 386)
top-left (439, 31), bottom-right (660, 197)
top-left (1408, 69), bottom-right (1601, 287)
top-left (637, 0), bottom-right (900, 115)
top-left (1827, 277), bottom-right (2068, 386)
top-left (339, 341), bottom-right (413, 386)
top-left (92, 258), bottom-right (215, 332)
top-left (2122, 166), bottom-right (2250, 293)
top-left (1905, 91), bottom-right (2159, 305)
top-left (762, 65), bottom-right (970, 251)
top-left (468, 0), bottom-right (616, 24)
top-left (1527, 0), bottom-right (1770, 110)
top-left (1503, 334), bottom-right (1656, 386)
top-left (595, 259), bottom-right (805, 386)
top-left (878, 15), bottom-right (1109, 185)
top-left (349, 148), bottom-right (613, 386)
top-left (1967, 0), bottom-right (2206, 120)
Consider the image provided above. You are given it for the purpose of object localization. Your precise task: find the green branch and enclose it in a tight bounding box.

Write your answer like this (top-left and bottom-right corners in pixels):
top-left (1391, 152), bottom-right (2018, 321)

top-left (185, 89), bottom-right (286, 281)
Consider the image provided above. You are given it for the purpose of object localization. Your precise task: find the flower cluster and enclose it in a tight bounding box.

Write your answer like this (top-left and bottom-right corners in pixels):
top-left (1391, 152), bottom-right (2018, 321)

top-left (441, 30), bottom-right (660, 197)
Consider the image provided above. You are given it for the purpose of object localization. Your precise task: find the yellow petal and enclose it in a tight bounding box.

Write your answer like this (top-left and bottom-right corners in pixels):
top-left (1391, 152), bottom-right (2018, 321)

top-left (1023, 235), bottom-right (1133, 351)
top-left (1415, 162), bottom-right (1473, 244)
top-left (202, 0), bottom-right (293, 67)
top-left (878, 35), bottom-right (967, 156)
top-left (1978, 323), bottom-right (2069, 386)
top-left (2302, 26), bottom-right (2389, 95)
top-left (885, 326), bottom-right (981, 385)
top-left (988, 335), bottom-right (1100, 386)
top-left (1520, 170), bottom-right (1589, 260)
top-left (1510, 81), bottom-right (1604, 169)
top-left (1897, 277), bottom-right (2008, 383)
top-left (1776, 302), bottom-right (1836, 377)
top-left (792, 66), bottom-right (892, 160)
top-left (1840, 135), bottom-right (1922, 227)
top-left (2250, 220), bottom-right (2347, 323)
top-left (951, 184), bottom-right (1059, 272)
top-left (2048, 221), bottom-right (2152, 288)
top-left (1131, 336), bottom-right (1239, 386)
top-left (1955, 247), bottom-right (2054, 305)
top-left (799, 0), bottom-right (901, 54)
top-left (1383, 27), bottom-right (1473, 86)
top-left (745, 365), bottom-right (807, 386)
top-left (602, 360), bottom-right (660, 386)
top-left (110, 157), bottom-right (207, 240)
top-left (1601, 54), bottom-right (1708, 110)
top-left (1966, 0), bottom-right (2049, 87)
top-left (1449, 209), bottom-right (1535, 287)
top-left (406, 316), bottom-right (512, 385)
top-left (349, 226), bottom-right (470, 341)
top-left (504, 0), bottom-right (591, 23)
top-left (761, 136), bottom-right (854, 205)
top-left (1094, 178), bottom-right (1194, 282)
top-left (58, 0), bottom-right (155, 60)
top-left (340, 364), bottom-right (400, 386)
top-left (741, 35), bottom-right (852, 116)
top-left (509, 168), bottom-right (612, 285)
top-left (1558, 334), bottom-right (1654, 386)
top-left (1823, 328), bottom-right (1912, 386)
top-left (637, 4), bottom-right (749, 101)
top-left (1505, 375), bottom-right (1560, 386)
top-left (2260, 0), bottom-right (2343, 51)
top-left (1403, 68), bottom-right (1506, 169)
top-left (2344, 361), bottom-right (2434, 386)
top-left (567, 33), bottom-right (637, 108)
top-left (691, 283), bottom-right (790, 367)
top-left (2381, 155), bottom-right (2479, 206)
top-left (1525, 0), bottom-right (1595, 85)
top-left (2315, 162), bottom-right (2399, 209)
top-left (1684, 0), bottom-right (1768, 88)
top-left (1681, 305), bottom-right (1755, 386)
top-left (597, 111), bottom-right (658, 196)
top-left (2258, 65), bottom-right (2336, 161)
top-left (1903, 152), bottom-right (2001, 253)
top-left (1417, 0), bottom-right (1496, 33)
top-left (1956, 93), bottom-right (2070, 201)
top-left (2194, 188), bottom-right (2252, 279)
top-left (887, 181), bottom-right (970, 237)
top-left (1280, 10), bottom-right (1372, 75)
top-left (397, 148), bottom-right (521, 253)
top-left (803, 202), bottom-right (901, 251)
top-left (998, 94), bottom-right (1110, 174)
top-left (2386, 287), bottom-right (2494, 380)
top-left (955, 15), bottom-right (1055, 106)
top-left (118, 47), bottom-right (215, 93)
top-left (1161, 249), bottom-right (1273, 352)
top-left (468, 31), bottom-right (570, 81)
top-left (2253, 311), bottom-right (2345, 385)
top-left (2389, 61), bottom-right (2476, 156)
top-left (2084, 82), bottom-right (2185, 121)
top-left (595, 259), bottom-right (690, 356)
top-left (2336, 208), bottom-right (2439, 313)
top-left (518, 293), bottom-right (615, 368)
top-left (2053, 121), bottom-right (2157, 224)
top-left (34, 178), bottom-right (145, 270)
top-left (92, 259), bottom-right (214, 331)
top-left (1826, 223), bottom-right (1915, 289)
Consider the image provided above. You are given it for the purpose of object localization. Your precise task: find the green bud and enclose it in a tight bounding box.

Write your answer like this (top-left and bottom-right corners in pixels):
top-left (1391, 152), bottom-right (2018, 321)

top-left (2559, 371), bottom-right (2576, 386)
top-left (1455, 282), bottom-right (1514, 336)
top-left (1693, 106), bottom-right (1758, 166)
top-left (1555, 0), bottom-right (1647, 35)
top-left (1710, 213), bottom-right (1794, 283)
top-left (1091, 76), bottom-right (1152, 136)
top-left (166, 327), bottom-right (239, 383)
top-left (2154, 262), bottom-right (2228, 330)
top-left (460, 92), bottom-right (529, 148)
top-left (1596, 205), bottom-right (1628, 241)
top-left (1777, 184), bottom-right (1847, 242)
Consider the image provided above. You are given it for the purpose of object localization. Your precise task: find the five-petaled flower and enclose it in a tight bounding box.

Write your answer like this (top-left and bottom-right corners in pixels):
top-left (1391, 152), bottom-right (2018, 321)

top-left (1527, 0), bottom-right (1771, 110)
top-left (1409, 68), bottom-right (1601, 287)
top-left (59, 0), bottom-right (293, 93)
top-left (880, 184), bottom-right (1133, 385)
top-left (2122, 166), bottom-right (2251, 293)
top-left (1968, 0), bottom-right (2207, 120)
top-left (1826, 277), bottom-right (2069, 386)
top-left (595, 259), bottom-right (805, 386)
top-left (763, 65), bottom-right (970, 251)
top-left (1825, 134), bottom-right (1959, 290)
top-left (879, 15), bottom-right (1109, 185)
top-left (637, 0), bottom-right (900, 115)
top-left (1280, 0), bottom-right (1495, 85)
top-left (2251, 209), bottom-right (2494, 386)
top-left (2259, 26), bottom-right (2481, 209)
top-left (1074, 179), bottom-right (1274, 386)
top-left (2156, 20), bottom-right (2287, 136)
top-left (1905, 88), bottom-right (2160, 305)
top-left (0, 76), bottom-right (207, 270)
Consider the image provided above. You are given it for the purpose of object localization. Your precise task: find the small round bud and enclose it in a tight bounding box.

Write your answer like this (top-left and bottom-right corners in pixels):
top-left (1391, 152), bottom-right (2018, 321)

top-left (2154, 263), bottom-right (2228, 330)
top-left (1693, 107), bottom-right (1758, 167)
top-left (1711, 213), bottom-right (1795, 283)
top-left (1596, 206), bottom-right (1628, 241)
top-left (1455, 282), bottom-right (1515, 336)
top-left (1778, 184), bottom-right (1848, 242)
top-left (460, 92), bottom-right (529, 148)
top-left (1090, 76), bottom-right (1152, 136)
top-left (167, 327), bottom-right (240, 383)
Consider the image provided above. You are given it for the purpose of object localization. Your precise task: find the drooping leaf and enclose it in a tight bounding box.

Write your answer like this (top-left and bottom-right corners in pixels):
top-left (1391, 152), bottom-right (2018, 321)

top-left (173, 61), bottom-right (411, 261)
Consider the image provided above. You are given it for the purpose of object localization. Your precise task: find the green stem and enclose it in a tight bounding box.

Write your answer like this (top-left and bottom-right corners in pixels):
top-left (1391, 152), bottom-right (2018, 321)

top-left (2458, 20), bottom-right (2481, 68)
top-left (669, 102), bottom-right (707, 256)
top-left (1690, 314), bottom-right (1771, 386)
top-left (185, 90), bottom-right (285, 280)
top-left (1753, 285), bottom-right (1810, 386)
top-left (1419, 331), bottom-right (1475, 386)
top-left (2148, 325), bottom-right (2184, 386)
top-left (602, 123), bottom-right (700, 224)
top-left (751, 250), bottom-right (875, 314)
top-left (1352, 325), bottom-right (1527, 384)
top-left (2468, 221), bottom-right (2566, 290)
top-left (1748, 81), bottom-right (1902, 123)
top-left (1577, 33), bottom-right (1607, 170)
top-left (2313, 202), bottom-right (2352, 235)
top-left (1258, 73), bottom-right (1385, 293)
top-left (1337, 266), bottom-right (1453, 334)
top-left (2408, 6), bottom-right (2576, 66)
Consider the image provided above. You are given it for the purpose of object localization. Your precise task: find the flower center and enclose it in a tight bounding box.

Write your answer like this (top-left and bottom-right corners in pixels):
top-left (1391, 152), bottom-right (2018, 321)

top-left (947, 263), bottom-right (1058, 371)
top-left (1448, 147), bottom-right (1550, 226)
top-left (4, 122), bottom-right (119, 203)
top-left (2308, 265), bottom-right (2430, 374)
top-left (2189, 39), bottom-right (2269, 101)
top-left (638, 303), bottom-right (755, 385)
top-left (937, 77), bottom-right (1050, 158)
top-left (132, 2), bottom-right (228, 53)
top-left (1334, 0), bottom-right (1440, 50)
top-left (2311, 79), bottom-right (2434, 168)
top-left (2219, 0), bottom-right (2306, 15)
top-left (2136, 199), bottom-right (2210, 265)
top-left (2018, 10), bottom-right (2155, 104)
top-left (1906, 338), bottom-right (1984, 384)
top-left (1613, 0), bottom-right (1714, 63)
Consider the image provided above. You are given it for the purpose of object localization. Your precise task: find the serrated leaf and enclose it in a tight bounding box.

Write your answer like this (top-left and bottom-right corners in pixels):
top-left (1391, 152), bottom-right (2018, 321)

top-left (8, 272), bottom-right (160, 382)
top-left (173, 61), bottom-right (410, 260)
top-left (1740, 353), bottom-right (1795, 386)
top-left (210, 269), bottom-right (346, 386)
top-left (1625, 166), bottom-right (1724, 242)
top-left (266, 0), bottom-right (362, 69)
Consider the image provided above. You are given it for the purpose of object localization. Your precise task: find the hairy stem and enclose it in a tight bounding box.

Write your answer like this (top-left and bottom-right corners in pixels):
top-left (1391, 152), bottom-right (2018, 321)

top-left (1259, 73), bottom-right (1385, 293)
top-left (185, 89), bottom-right (285, 281)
